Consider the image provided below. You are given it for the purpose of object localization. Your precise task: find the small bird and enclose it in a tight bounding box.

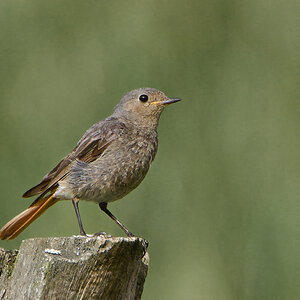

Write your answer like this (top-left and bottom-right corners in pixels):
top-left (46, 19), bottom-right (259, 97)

top-left (0, 88), bottom-right (180, 240)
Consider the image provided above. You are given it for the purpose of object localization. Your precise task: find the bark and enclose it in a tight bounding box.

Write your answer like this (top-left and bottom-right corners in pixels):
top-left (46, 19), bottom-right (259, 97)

top-left (0, 236), bottom-right (149, 300)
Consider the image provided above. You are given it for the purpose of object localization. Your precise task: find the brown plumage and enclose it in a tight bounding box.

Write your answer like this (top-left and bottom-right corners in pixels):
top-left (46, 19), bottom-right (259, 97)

top-left (0, 88), bottom-right (180, 240)
top-left (0, 193), bottom-right (57, 240)
top-left (23, 135), bottom-right (115, 198)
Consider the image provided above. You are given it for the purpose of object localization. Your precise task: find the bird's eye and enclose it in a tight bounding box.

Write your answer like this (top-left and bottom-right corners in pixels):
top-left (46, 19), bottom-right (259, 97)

top-left (139, 94), bottom-right (148, 102)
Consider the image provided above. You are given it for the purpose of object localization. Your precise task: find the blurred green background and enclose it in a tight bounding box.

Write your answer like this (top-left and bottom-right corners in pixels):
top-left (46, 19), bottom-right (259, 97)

top-left (0, 1), bottom-right (299, 299)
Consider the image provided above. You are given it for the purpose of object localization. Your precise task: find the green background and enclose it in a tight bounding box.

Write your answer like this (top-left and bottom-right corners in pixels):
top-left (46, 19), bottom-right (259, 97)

top-left (0, 1), bottom-right (299, 299)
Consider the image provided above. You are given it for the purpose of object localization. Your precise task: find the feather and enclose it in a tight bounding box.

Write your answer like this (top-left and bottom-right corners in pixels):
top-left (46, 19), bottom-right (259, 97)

top-left (0, 194), bottom-right (57, 240)
top-left (22, 120), bottom-right (122, 198)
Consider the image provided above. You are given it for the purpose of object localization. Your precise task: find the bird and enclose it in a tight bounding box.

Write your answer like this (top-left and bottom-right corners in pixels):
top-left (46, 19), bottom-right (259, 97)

top-left (0, 88), bottom-right (181, 240)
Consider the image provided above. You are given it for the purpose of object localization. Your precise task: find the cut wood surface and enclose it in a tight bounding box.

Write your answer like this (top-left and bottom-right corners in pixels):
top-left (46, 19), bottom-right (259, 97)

top-left (0, 236), bottom-right (149, 300)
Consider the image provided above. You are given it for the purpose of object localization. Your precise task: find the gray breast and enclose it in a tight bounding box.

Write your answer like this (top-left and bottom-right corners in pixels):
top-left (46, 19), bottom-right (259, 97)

top-left (66, 130), bottom-right (158, 203)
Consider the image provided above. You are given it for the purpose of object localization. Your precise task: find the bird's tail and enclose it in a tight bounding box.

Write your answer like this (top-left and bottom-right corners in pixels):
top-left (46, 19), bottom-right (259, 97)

top-left (0, 194), bottom-right (58, 240)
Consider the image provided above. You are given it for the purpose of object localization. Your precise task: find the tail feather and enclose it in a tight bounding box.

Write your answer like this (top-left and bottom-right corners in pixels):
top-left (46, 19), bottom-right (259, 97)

top-left (0, 194), bottom-right (57, 240)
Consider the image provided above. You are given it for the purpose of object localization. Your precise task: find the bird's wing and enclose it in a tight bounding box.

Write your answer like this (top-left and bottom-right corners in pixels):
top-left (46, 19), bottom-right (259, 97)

top-left (23, 119), bottom-right (126, 198)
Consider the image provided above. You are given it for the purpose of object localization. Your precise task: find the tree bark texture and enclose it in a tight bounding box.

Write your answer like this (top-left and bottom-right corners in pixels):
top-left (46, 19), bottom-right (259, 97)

top-left (0, 236), bottom-right (149, 300)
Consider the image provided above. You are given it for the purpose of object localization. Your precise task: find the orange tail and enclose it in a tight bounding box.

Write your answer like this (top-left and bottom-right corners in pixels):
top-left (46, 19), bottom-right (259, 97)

top-left (0, 194), bottom-right (58, 240)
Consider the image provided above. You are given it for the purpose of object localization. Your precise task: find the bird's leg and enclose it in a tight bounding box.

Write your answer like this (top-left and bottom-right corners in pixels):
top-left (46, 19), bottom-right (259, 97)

top-left (72, 197), bottom-right (86, 236)
top-left (99, 202), bottom-right (149, 255)
top-left (99, 202), bottom-right (134, 237)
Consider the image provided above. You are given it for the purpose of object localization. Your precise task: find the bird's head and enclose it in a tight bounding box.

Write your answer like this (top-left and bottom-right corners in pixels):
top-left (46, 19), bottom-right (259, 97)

top-left (113, 88), bottom-right (181, 128)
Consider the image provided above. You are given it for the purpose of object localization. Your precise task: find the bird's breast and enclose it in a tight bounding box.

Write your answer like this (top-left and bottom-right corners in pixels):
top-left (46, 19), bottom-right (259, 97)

top-left (60, 131), bottom-right (158, 203)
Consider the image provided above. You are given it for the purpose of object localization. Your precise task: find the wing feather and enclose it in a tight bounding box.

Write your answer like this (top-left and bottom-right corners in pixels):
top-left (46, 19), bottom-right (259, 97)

top-left (23, 118), bottom-right (126, 198)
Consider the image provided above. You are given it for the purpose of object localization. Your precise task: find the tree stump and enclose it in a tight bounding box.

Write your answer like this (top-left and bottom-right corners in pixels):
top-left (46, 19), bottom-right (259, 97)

top-left (0, 236), bottom-right (149, 300)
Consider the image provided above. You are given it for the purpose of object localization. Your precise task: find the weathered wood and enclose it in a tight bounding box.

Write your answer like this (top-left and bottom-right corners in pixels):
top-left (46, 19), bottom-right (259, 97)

top-left (0, 248), bottom-right (18, 299)
top-left (0, 236), bottom-right (149, 300)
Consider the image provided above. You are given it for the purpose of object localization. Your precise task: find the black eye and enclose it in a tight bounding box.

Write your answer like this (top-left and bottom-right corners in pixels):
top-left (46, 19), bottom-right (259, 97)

top-left (139, 94), bottom-right (148, 102)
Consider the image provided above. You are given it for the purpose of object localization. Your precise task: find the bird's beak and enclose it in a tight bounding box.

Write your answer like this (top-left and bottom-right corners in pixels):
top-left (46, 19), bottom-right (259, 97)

top-left (162, 98), bottom-right (181, 105)
top-left (150, 98), bottom-right (181, 106)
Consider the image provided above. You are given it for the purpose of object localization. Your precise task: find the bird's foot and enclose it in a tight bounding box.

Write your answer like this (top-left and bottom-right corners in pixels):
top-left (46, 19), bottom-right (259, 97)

top-left (93, 231), bottom-right (111, 237)
top-left (125, 231), bottom-right (148, 255)
top-left (126, 231), bottom-right (135, 237)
